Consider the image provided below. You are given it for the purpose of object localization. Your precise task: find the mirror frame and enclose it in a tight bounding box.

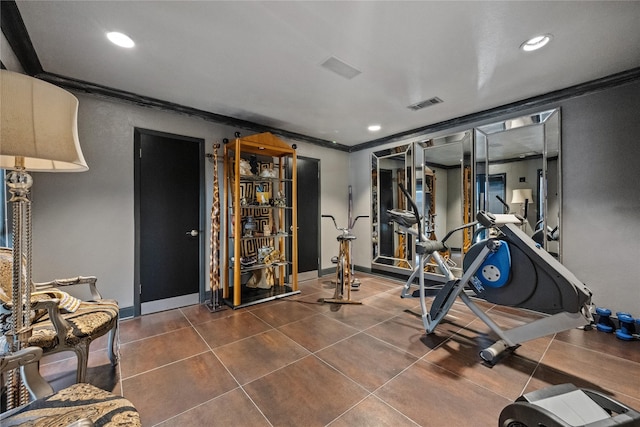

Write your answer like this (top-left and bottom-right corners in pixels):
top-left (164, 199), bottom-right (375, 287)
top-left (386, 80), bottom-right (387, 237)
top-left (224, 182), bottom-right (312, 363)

top-left (415, 132), bottom-right (474, 278)
top-left (371, 131), bottom-right (474, 276)
top-left (474, 108), bottom-right (561, 259)
top-left (371, 144), bottom-right (414, 273)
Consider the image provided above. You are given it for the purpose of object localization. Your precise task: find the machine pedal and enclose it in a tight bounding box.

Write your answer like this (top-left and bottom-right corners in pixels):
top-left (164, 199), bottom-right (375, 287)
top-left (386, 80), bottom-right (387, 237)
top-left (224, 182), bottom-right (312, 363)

top-left (429, 279), bottom-right (460, 319)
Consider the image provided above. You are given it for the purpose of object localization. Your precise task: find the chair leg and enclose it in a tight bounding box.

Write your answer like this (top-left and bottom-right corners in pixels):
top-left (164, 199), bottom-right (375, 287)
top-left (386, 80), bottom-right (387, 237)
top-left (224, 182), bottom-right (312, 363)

top-left (74, 343), bottom-right (89, 384)
top-left (107, 322), bottom-right (119, 366)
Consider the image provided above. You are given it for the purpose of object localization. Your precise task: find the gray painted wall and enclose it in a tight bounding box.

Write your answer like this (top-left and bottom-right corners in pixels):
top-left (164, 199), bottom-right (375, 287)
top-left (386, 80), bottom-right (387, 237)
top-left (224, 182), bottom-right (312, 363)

top-left (559, 81), bottom-right (640, 314)
top-left (28, 93), bottom-right (348, 312)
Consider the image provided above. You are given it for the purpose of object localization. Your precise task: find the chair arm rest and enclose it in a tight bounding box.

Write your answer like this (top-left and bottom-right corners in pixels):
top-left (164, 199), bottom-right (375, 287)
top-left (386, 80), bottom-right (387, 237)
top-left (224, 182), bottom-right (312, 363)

top-left (31, 298), bottom-right (73, 335)
top-left (0, 346), bottom-right (54, 399)
top-left (0, 346), bottom-right (43, 372)
top-left (34, 276), bottom-right (102, 301)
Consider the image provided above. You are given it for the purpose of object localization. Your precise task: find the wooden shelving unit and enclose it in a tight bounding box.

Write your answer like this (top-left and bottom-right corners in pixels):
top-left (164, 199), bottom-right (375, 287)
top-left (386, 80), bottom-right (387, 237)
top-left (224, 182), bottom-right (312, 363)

top-left (222, 132), bottom-right (299, 308)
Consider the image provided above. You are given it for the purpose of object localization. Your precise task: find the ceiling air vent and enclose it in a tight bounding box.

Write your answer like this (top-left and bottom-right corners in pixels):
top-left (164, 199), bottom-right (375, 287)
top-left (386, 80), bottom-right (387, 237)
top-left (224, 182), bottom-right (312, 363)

top-left (321, 56), bottom-right (362, 80)
top-left (407, 97), bottom-right (443, 111)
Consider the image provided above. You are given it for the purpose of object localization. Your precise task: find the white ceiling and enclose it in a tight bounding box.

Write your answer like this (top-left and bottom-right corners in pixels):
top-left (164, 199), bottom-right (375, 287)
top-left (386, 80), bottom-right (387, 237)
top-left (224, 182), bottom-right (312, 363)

top-left (14, 1), bottom-right (640, 147)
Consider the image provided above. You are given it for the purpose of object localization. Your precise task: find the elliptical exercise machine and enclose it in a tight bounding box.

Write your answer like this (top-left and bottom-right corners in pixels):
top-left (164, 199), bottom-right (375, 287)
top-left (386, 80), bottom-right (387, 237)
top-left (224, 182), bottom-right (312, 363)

top-left (388, 183), bottom-right (593, 363)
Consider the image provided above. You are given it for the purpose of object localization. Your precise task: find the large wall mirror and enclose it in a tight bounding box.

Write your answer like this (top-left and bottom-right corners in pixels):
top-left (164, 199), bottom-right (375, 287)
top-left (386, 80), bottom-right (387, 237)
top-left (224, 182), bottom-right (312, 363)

top-left (371, 108), bottom-right (561, 277)
top-left (371, 144), bottom-right (414, 271)
top-left (475, 108), bottom-right (561, 258)
top-left (414, 132), bottom-right (473, 277)
top-left (371, 131), bottom-right (473, 276)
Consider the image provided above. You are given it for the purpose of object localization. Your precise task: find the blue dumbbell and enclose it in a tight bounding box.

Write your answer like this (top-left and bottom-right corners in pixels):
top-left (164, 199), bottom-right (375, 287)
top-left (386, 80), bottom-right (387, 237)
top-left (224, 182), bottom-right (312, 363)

top-left (615, 312), bottom-right (638, 341)
top-left (595, 307), bottom-right (615, 333)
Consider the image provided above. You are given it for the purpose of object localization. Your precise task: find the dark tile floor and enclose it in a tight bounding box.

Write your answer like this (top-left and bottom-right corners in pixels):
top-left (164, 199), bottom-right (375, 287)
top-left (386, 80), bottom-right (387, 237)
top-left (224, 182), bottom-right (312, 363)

top-left (40, 274), bottom-right (640, 426)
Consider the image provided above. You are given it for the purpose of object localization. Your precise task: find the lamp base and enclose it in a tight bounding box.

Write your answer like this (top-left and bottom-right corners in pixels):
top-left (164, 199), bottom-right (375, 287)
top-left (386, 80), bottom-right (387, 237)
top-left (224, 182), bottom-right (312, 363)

top-left (5, 167), bottom-right (34, 409)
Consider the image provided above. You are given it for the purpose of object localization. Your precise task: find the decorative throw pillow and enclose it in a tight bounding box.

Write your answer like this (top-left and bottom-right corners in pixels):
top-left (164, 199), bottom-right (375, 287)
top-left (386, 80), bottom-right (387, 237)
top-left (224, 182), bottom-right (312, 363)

top-left (31, 290), bottom-right (82, 313)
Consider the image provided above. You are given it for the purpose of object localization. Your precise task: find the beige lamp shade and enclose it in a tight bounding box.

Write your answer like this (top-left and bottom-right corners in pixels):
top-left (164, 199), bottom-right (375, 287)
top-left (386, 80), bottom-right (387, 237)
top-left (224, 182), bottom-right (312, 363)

top-left (511, 188), bottom-right (533, 204)
top-left (0, 70), bottom-right (88, 172)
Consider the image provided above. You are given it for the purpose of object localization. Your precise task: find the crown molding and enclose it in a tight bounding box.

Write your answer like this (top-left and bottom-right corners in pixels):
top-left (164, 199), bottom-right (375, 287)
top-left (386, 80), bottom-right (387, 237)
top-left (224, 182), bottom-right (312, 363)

top-left (350, 66), bottom-right (640, 152)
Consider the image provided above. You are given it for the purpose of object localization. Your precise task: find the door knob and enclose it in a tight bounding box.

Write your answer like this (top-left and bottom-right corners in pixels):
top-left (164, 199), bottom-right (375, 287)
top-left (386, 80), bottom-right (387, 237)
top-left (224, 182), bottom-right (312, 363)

top-left (186, 229), bottom-right (199, 237)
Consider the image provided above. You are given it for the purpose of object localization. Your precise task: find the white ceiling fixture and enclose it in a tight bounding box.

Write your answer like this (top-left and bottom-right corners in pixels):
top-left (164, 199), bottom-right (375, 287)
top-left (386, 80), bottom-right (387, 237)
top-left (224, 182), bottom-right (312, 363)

top-left (521, 34), bottom-right (552, 52)
top-left (368, 124), bottom-right (381, 132)
top-left (106, 31), bottom-right (135, 48)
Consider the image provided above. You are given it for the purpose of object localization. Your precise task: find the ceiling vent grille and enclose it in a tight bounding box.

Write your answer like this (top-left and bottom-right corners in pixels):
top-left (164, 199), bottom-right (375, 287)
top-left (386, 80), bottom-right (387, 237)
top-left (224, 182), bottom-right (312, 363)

top-left (407, 97), bottom-right (443, 111)
top-left (321, 56), bottom-right (362, 80)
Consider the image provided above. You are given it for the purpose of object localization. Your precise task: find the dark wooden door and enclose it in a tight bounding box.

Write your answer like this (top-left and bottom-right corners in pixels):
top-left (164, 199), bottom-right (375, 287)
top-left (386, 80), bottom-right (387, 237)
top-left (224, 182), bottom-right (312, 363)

top-left (134, 129), bottom-right (204, 315)
top-left (288, 156), bottom-right (319, 279)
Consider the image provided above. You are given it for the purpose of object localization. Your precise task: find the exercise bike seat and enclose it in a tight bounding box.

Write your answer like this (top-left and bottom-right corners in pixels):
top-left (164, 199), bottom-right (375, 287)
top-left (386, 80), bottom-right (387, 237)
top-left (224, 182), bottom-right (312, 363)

top-left (337, 233), bottom-right (356, 241)
top-left (387, 209), bottom-right (418, 228)
top-left (499, 383), bottom-right (640, 426)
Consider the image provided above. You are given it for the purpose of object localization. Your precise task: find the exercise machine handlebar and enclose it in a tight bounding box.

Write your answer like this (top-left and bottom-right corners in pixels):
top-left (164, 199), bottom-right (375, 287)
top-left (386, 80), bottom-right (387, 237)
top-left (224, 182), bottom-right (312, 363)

top-left (322, 214), bottom-right (340, 232)
top-left (322, 214), bottom-right (368, 235)
top-left (496, 195), bottom-right (510, 213)
top-left (397, 183), bottom-right (479, 246)
top-left (397, 183), bottom-right (423, 242)
top-left (350, 215), bottom-right (369, 230)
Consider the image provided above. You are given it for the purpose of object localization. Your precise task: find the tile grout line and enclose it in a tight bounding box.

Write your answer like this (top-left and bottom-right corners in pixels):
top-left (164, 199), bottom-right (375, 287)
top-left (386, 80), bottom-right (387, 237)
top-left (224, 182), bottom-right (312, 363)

top-left (322, 346), bottom-right (426, 425)
top-left (521, 332), bottom-right (556, 397)
top-left (184, 308), bottom-right (276, 427)
top-left (85, 276), bottom-right (640, 425)
top-left (118, 323), bottom-right (195, 346)
top-left (224, 328), bottom-right (314, 387)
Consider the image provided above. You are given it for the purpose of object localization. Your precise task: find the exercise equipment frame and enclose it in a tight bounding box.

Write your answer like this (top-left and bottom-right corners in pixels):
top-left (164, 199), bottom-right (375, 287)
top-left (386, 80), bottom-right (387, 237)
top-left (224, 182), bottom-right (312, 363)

top-left (391, 183), bottom-right (593, 363)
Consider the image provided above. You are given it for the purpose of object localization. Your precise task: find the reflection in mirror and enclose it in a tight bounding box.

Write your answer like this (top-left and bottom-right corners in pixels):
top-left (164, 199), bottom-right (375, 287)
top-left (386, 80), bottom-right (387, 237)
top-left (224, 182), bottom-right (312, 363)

top-left (415, 132), bottom-right (472, 278)
top-left (475, 109), bottom-right (561, 258)
top-left (371, 144), bottom-right (413, 271)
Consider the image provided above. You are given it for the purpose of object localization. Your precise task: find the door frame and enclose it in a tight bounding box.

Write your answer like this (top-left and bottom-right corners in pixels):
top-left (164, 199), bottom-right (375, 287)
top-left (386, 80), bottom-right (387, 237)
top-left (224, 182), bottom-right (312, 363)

top-left (133, 128), bottom-right (206, 317)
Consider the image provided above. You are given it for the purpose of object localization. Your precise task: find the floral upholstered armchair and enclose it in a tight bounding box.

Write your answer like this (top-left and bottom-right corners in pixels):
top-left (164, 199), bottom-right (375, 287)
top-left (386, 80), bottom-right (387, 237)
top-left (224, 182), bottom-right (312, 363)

top-left (0, 247), bottom-right (119, 384)
top-left (1, 346), bottom-right (140, 426)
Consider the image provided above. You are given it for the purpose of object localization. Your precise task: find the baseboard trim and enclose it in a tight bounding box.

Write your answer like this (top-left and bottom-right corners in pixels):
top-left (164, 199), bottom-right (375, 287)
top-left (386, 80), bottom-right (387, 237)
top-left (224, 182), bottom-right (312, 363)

top-left (118, 306), bottom-right (135, 319)
top-left (141, 293), bottom-right (199, 315)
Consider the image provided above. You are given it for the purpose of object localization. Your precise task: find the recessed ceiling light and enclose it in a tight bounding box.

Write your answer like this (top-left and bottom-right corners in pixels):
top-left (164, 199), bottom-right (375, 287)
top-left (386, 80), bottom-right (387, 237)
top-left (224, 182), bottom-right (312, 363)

top-left (368, 124), bottom-right (381, 132)
top-left (107, 32), bottom-right (135, 48)
top-left (520, 34), bottom-right (552, 52)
